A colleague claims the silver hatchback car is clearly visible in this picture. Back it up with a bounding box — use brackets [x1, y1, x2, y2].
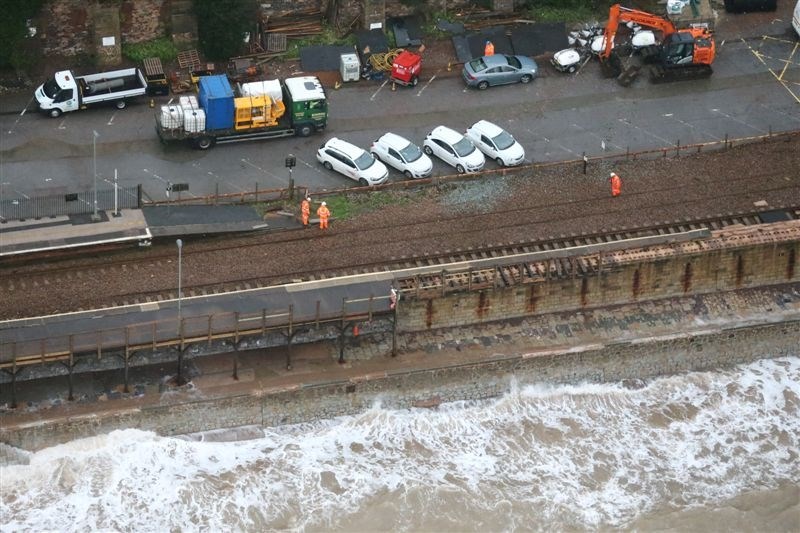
[462, 54, 539, 90]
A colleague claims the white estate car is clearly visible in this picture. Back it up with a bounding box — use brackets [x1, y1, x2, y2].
[316, 137, 389, 186]
[422, 125, 485, 174]
[370, 132, 433, 179]
[465, 120, 525, 167]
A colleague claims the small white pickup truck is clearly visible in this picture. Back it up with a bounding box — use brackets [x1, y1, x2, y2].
[35, 68, 148, 117]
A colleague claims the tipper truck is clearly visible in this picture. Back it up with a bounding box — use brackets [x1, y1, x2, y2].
[35, 68, 148, 117]
[155, 75, 328, 149]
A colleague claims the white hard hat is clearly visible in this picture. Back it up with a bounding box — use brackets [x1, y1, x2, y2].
[610, 172, 615, 177]
[306, 196, 310, 201]
[322, 201, 326, 206]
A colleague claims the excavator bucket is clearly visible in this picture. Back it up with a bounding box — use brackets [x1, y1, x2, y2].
[617, 65, 641, 87]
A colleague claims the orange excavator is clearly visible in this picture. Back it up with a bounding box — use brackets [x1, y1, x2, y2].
[599, 4, 716, 86]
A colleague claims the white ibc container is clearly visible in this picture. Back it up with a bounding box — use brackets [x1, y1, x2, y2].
[183, 108, 206, 133]
[160, 105, 183, 129]
[240, 80, 282, 102]
[179, 95, 198, 111]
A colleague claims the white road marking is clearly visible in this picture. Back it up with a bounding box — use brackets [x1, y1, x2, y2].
[757, 102, 800, 124]
[617, 117, 675, 145]
[661, 113, 722, 141]
[6, 98, 35, 134]
[570, 123, 623, 151]
[142, 168, 171, 184]
[58, 119, 67, 130]
[541, 135, 579, 156]
[370, 79, 388, 101]
[710, 108, 767, 134]
[416, 70, 440, 96]
[107, 112, 117, 125]
[240, 158, 285, 180]
[295, 156, 324, 174]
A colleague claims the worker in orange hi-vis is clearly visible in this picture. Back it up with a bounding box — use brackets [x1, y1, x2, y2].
[301, 196, 311, 226]
[610, 172, 622, 197]
[317, 201, 331, 230]
[484, 40, 495, 56]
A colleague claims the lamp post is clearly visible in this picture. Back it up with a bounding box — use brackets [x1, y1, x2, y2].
[91, 130, 100, 222]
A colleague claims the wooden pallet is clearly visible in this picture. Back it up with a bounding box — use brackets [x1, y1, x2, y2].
[177, 49, 201, 70]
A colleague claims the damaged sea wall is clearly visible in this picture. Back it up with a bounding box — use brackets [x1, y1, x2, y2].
[398, 228, 800, 332]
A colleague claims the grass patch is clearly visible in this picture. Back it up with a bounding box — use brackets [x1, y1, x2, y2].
[122, 38, 179, 63]
[315, 191, 417, 220]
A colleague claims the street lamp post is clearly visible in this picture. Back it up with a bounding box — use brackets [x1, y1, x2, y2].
[91, 130, 100, 222]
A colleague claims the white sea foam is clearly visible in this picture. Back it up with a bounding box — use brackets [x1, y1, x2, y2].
[1, 357, 798, 532]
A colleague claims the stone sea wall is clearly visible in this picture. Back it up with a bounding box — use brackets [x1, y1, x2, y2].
[3, 316, 798, 452]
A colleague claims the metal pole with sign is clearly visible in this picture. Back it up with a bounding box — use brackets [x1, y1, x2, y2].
[285, 154, 296, 200]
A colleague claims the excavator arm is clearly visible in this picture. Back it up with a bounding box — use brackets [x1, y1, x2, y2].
[601, 4, 678, 60]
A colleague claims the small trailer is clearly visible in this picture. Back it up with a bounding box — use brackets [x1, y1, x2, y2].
[35, 68, 148, 117]
[390, 50, 422, 87]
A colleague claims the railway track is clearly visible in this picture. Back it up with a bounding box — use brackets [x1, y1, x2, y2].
[5, 205, 796, 319]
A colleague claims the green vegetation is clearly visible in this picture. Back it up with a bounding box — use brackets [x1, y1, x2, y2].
[122, 38, 179, 63]
[521, 0, 603, 23]
[284, 27, 357, 60]
[194, 0, 258, 60]
[309, 191, 415, 221]
[0, 0, 45, 70]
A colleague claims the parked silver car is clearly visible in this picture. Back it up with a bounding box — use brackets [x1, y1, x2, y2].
[462, 54, 539, 90]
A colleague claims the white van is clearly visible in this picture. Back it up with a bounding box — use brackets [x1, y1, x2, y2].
[793, 0, 800, 38]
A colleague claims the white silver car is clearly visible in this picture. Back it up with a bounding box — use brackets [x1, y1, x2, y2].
[465, 120, 525, 167]
[370, 132, 433, 179]
[316, 137, 389, 186]
[422, 126, 485, 174]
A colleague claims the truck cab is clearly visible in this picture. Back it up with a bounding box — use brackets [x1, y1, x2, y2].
[36, 71, 80, 116]
[284, 77, 328, 137]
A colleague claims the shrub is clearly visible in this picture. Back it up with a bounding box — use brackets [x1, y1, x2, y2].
[122, 38, 179, 62]
[194, 0, 258, 60]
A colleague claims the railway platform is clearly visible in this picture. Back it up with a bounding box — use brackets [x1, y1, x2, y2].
[0, 204, 299, 258]
[0, 208, 151, 258]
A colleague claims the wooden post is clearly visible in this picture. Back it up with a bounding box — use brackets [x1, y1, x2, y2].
[124, 327, 131, 393]
[67, 351, 75, 402]
[286, 304, 294, 370]
[391, 293, 399, 357]
[338, 298, 347, 364]
[9, 350, 18, 409]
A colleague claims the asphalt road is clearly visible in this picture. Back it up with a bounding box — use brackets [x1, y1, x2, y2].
[1, 26, 798, 203]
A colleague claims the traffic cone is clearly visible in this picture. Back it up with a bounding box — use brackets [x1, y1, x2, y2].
[447, 62, 452, 72]
[353, 324, 360, 337]
[149, 99, 154, 108]
[392, 82, 396, 91]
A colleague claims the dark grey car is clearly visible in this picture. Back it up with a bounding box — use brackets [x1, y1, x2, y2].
[461, 54, 539, 90]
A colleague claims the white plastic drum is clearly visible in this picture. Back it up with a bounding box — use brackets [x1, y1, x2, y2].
[160, 105, 183, 129]
[183, 109, 206, 133]
[240, 80, 282, 102]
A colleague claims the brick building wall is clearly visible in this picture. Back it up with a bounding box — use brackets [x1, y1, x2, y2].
[39, 0, 167, 58]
